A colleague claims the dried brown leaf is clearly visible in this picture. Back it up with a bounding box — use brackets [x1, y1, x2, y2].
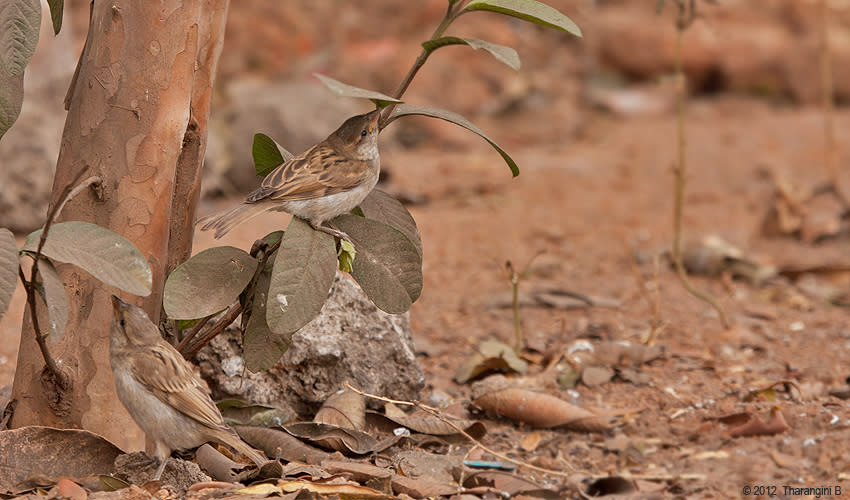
[283, 422, 378, 454]
[728, 408, 790, 437]
[0, 426, 122, 495]
[314, 388, 366, 431]
[472, 387, 610, 431]
[235, 425, 330, 465]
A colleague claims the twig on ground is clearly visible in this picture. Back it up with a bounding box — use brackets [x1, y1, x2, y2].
[344, 382, 588, 479]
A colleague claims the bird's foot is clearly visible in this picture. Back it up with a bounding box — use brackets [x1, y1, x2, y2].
[311, 222, 353, 245]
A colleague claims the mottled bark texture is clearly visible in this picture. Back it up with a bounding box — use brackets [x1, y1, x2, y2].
[10, 0, 229, 452]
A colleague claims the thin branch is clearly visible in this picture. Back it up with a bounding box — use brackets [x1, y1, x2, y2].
[178, 238, 281, 359]
[344, 382, 588, 479]
[380, 1, 469, 127]
[18, 267, 66, 389]
[21, 168, 101, 391]
[818, 0, 847, 207]
[668, 7, 729, 329]
[175, 315, 211, 353]
[180, 300, 243, 359]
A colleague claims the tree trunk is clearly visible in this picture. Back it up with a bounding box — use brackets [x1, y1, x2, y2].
[9, 0, 229, 452]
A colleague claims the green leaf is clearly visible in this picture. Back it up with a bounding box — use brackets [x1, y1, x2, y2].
[36, 259, 67, 342]
[422, 37, 520, 70]
[23, 222, 152, 296]
[47, 0, 63, 35]
[331, 215, 422, 314]
[314, 73, 403, 109]
[243, 250, 291, 372]
[253, 133, 294, 177]
[0, 228, 18, 320]
[357, 189, 422, 257]
[0, 0, 40, 140]
[337, 240, 355, 273]
[387, 104, 519, 177]
[464, 0, 582, 37]
[163, 246, 258, 319]
[266, 217, 337, 335]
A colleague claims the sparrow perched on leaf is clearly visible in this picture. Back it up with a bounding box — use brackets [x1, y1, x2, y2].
[109, 296, 265, 480]
[198, 109, 381, 241]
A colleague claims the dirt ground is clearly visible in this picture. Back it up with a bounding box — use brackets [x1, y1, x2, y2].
[3, 0, 850, 498]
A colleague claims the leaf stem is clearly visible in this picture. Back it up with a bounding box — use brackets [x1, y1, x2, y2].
[381, 1, 468, 126]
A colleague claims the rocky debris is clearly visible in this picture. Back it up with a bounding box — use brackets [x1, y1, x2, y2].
[197, 272, 424, 417]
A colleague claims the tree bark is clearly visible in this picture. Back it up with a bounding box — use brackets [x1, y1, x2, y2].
[9, 0, 229, 452]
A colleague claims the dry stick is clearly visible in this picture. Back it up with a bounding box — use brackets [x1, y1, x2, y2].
[625, 243, 665, 345]
[818, 0, 847, 207]
[343, 382, 586, 479]
[669, 4, 729, 330]
[19, 169, 103, 390]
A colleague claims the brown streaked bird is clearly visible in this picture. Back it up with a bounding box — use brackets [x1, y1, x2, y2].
[109, 296, 265, 481]
[197, 109, 381, 240]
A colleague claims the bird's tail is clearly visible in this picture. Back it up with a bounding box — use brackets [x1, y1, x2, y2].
[220, 429, 268, 467]
[196, 202, 274, 239]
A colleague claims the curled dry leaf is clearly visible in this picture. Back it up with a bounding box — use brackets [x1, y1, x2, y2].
[314, 388, 366, 431]
[380, 402, 486, 438]
[464, 470, 561, 499]
[727, 408, 790, 437]
[472, 387, 611, 431]
[0, 426, 122, 496]
[235, 425, 330, 465]
[238, 480, 390, 499]
[283, 422, 379, 455]
[195, 443, 257, 483]
[455, 340, 528, 384]
[681, 235, 776, 285]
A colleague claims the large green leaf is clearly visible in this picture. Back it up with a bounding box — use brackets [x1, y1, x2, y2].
[464, 0, 582, 37]
[357, 189, 422, 257]
[243, 250, 291, 372]
[253, 133, 294, 177]
[0, 0, 40, 140]
[387, 104, 519, 177]
[0, 228, 18, 320]
[314, 73, 402, 109]
[23, 222, 152, 296]
[422, 37, 520, 71]
[163, 246, 258, 319]
[266, 217, 336, 335]
[332, 215, 422, 314]
[36, 259, 67, 342]
[46, 0, 63, 35]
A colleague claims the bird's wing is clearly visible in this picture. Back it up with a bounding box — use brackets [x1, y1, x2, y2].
[245, 142, 371, 203]
[130, 343, 228, 431]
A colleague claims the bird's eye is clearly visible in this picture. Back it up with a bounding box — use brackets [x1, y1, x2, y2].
[119, 319, 126, 328]
[361, 129, 368, 137]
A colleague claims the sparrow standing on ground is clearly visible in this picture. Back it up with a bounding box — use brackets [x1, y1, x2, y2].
[109, 296, 266, 480]
[198, 109, 381, 241]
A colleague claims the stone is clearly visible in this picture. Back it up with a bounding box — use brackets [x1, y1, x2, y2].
[197, 272, 424, 416]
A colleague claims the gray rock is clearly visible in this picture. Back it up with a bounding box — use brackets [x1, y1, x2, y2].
[197, 272, 424, 416]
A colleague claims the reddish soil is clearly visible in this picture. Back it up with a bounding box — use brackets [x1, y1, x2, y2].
[3, 1, 850, 497]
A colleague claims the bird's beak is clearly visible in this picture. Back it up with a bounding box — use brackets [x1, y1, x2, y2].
[368, 109, 380, 132]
